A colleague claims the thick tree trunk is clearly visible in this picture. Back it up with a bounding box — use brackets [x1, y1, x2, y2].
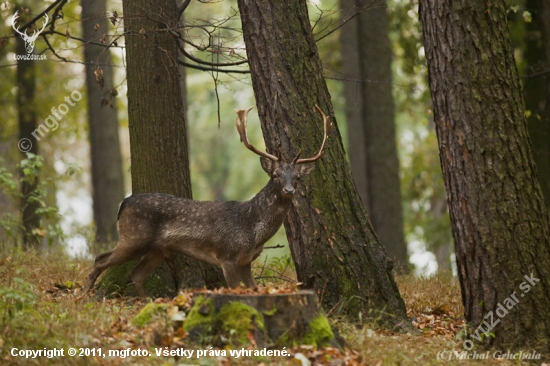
[81, 0, 125, 250]
[15, 8, 40, 249]
[97, 0, 225, 296]
[237, 0, 410, 327]
[419, 0, 550, 354]
[524, 0, 550, 210]
[340, 0, 408, 271]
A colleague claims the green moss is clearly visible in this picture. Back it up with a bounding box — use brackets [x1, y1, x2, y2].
[183, 296, 215, 334]
[262, 306, 277, 316]
[131, 302, 167, 327]
[301, 314, 335, 347]
[218, 301, 265, 345]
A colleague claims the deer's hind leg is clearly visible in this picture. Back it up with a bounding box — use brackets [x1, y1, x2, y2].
[83, 249, 114, 293]
[128, 249, 164, 298]
[83, 241, 147, 294]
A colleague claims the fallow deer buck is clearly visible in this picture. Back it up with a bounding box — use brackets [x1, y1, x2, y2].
[83, 106, 331, 297]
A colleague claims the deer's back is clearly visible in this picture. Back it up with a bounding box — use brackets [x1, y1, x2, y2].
[117, 193, 256, 264]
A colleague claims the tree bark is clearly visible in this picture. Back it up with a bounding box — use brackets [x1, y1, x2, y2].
[340, 0, 408, 271]
[419, 0, 550, 354]
[81, 0, 125, 250]
[523, 0, 550, 210]
[97, 0, 225, 296]
[237, 0, 410, 327]
[15, 7, 40, 249]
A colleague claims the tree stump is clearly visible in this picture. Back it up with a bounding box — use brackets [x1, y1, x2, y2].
[183, 290, 337, 348]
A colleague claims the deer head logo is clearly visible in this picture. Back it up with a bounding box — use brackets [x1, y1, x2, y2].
[12, 11, 48, 54]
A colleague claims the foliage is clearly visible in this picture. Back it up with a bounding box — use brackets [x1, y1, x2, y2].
[254, 254, 296, 286]
[0, 276, 37, 317]
[0, 154, 64, 250]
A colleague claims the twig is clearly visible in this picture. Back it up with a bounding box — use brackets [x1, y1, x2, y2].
[177, 41, 248, 67]
[264, 244, 285, 249]
[252, 266, 297, 283]
[17, 0, 65, 32]
[314, 0, 377, 42]
[255, 275, 297, 284]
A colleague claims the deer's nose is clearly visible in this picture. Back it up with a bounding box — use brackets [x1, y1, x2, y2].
[283, 186, 295, 195]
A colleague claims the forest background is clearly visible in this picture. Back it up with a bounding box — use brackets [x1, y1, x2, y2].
[0, 0, 465, 272]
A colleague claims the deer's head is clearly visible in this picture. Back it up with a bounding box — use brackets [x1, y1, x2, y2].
[12, 11, 48, 54]
[234, 105, 331, 198]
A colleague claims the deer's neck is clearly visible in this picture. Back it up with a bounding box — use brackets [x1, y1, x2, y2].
[245, 179, 292, 244]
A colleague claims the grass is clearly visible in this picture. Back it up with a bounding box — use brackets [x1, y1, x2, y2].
[0, 248, 534, 365]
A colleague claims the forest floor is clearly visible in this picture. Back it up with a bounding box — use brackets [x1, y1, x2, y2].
[0, 248, 534, 365]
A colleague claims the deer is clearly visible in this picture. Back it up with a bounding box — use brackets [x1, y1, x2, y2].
[83, 105, 331, 297]
[12, 11, 48, 54]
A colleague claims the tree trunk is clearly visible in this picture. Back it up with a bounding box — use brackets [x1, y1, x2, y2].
[523, 0, 550, 210]
[340, 0, 408, 271]
[15, 7, 40, 249]
[237, 0, 410, 328]
[419, 0, 550, 354]
[81, 0, 125, 250]
[97, 0, 225, 296]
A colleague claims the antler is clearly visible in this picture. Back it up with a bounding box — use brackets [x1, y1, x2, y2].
[234, 107, 279, 161]
[12, 11, 25, 37]
[33, 13, 49, 40]
[12, 11, 48, 39]
[294, 105, 332, 164]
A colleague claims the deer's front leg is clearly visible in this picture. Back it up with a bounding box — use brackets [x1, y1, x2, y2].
[221, 262, 240, 288]
[237, 263, 256, 288]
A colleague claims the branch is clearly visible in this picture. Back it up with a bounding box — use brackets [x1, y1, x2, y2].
[177, 41, 247, 67]
[18, 0, 65, 32]
[42, 30, 125, 49]
[314, 0, 376, 42]
[49, 0, 68, 32]
[521, 69, 550, 78]
[177, 0, 192, 18]
[178, 59, 249, 74]
[42, 33, 68, 62]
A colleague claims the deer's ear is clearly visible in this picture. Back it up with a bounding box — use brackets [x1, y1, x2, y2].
[260, 157, 274, 174]
[299, 163, 316, 176]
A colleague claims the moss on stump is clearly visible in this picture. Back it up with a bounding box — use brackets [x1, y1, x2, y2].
[132, 302, 168, 327]
[184, 290, 336, 348]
